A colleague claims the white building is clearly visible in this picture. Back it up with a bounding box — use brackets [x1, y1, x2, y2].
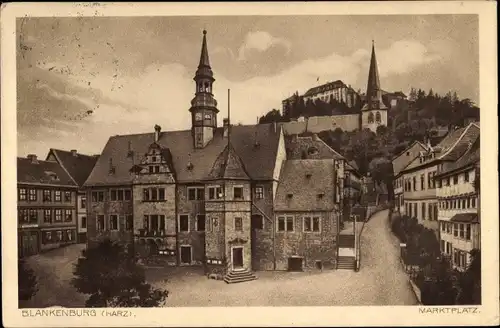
[435, 136, 480, 272]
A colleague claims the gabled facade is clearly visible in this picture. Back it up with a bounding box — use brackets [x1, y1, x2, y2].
[399, 122, 480, 235]
[17, 154, 79, 257]
[392, 141, 429, 213]
[435, 136, 480, 272]
[273, 159, 340, 271]
[45, 148, 99, 243]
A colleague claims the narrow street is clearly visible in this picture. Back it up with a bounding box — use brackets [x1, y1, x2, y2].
[356, 209, 418, 305]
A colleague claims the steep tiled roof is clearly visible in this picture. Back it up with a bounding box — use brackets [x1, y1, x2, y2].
[303, 80, 346, 97]
[84, 123, 281, 186]
[436, 137, 480, 177]
[208, 144, 251, 180]
[435, 123, 479, 162]
[401, 122, 480, 173]
[18, 157, 77, 187]
[47, 149, 99, 187]
[285, 135, 344, 160]
[274, 159, 335, 211]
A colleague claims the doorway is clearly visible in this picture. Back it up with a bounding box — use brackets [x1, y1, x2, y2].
[232, 247, 244, 270]
[288, 257, 303, 271]
[180, 246, 192, 264]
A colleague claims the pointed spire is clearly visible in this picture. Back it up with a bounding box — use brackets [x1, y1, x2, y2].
[199, 30, 211, 68]
[364, 40, 386, 110]
[194, 29, 214, 80]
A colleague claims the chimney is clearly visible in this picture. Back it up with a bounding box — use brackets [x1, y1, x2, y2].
[154, 125, 161, 142]
[223, 118, 229, 138]
[109, 158, 115, 174]
[71, 149, 77, 157]
[27, 154, 38, 164]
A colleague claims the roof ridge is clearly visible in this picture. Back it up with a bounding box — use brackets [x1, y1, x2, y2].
[50, 148, 98, 158]
[391, 140, 426, 161]
[438, 123, 477, 160]
[49, 149, 79, 186]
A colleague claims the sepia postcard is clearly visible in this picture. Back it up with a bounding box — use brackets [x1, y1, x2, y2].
[1, 1, 498, 327]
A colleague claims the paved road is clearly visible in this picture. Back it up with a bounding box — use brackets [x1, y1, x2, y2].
[151, 209, 418, 306]
[356, 209, 418, 305]
[20, 210, 417, 307]
[20, 244, 87, 308]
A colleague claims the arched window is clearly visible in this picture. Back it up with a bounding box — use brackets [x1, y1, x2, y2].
[204, 82, 209, 92]
[375, 111, 382, 123]
[368, 112, 374, 123]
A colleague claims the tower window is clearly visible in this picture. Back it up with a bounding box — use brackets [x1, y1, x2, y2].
[375, 111, 381, 123]
[368, 112, 374, 123]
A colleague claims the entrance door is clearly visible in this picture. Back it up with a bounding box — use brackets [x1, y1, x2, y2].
[232, 247, 244, 270]
[180, 246, 191, 264]
[288, 257, 303, 271]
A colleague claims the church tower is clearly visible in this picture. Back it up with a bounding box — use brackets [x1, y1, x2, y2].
[361, 41, 388, 133]
[190, 30, 219, 148]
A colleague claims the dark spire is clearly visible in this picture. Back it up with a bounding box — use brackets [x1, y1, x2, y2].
[195, 29, 214, 79]
[364, 40, 386, 110]
[199, 30, 210, 68]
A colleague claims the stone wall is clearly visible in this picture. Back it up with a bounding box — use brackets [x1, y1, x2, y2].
[251, 182, 275, 271]
[274, 211, 338, 271]
[86, 187, 134, 248]
[177, 184, 206, 265]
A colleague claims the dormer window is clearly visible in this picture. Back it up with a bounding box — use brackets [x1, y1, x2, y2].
[187, 162, 194, 171]
[307, 146, 319, 155]
[44, 171, 59, 181]
[317, 193, 324, 199]
[305, 173, 312, 179]
[287, 193, 293, 199]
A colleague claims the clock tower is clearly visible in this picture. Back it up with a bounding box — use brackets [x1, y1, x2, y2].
[190, 30, 219, 149]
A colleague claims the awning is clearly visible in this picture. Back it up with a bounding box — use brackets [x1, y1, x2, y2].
[450, 213, 479, 223]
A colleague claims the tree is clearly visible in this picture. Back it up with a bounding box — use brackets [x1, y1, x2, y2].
[18, 259, 38, 303]
[72, 239, 168, 307]
[258, 109, 285, 124]
[457, 249, 481, 304]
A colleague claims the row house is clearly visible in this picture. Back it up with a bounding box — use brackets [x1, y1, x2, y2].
[392, 141, 429, 213]
[83, 30, 345, 282]
[397, 122, 480, 235]
[45, 148, 99, 243]
[436, 137, 480, 272]
[17, 155, 78, 257]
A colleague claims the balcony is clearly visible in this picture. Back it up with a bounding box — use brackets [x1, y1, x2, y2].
[137, 228, 169, 238]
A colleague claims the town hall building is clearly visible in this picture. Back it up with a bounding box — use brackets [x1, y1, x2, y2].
[84, 30, 355, 282]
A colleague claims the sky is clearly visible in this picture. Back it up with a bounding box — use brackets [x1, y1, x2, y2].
[16, 15, 479, 158]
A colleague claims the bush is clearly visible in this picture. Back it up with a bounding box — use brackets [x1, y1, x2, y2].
[72, 239, 169, 307]
[18, 259, 38, 303]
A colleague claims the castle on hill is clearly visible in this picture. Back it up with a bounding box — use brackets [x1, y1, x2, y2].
[281, 42, 408, 135]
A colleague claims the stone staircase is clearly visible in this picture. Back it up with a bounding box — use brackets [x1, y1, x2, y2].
[337, 256, 356, 270]
[224, 269, 258, 284]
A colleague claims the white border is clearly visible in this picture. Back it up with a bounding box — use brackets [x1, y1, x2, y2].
[1, 1, 498, 327]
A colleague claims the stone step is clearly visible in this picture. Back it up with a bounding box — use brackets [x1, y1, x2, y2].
[224, 270, 258, 284]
